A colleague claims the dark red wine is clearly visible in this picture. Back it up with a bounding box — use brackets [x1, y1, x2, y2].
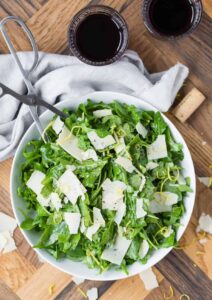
[76, 14, 122, 62]
[149, 0, 194, 36]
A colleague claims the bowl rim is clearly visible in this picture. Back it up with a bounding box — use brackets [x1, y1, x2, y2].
[10, 91, 196, 280]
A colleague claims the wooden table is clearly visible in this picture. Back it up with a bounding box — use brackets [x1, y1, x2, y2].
[0, 1, 211, 299]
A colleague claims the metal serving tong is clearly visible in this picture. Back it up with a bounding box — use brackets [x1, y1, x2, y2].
[0, 16, 67, 140]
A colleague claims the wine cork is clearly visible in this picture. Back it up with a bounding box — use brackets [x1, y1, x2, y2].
[173, 88, 206, 123]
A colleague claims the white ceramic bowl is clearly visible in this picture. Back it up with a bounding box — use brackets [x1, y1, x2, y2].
[10, 91, 196, 280]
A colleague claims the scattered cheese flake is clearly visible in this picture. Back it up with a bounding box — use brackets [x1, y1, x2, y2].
[147, 135, 168, 160]
[115, 137, 126, 154]
[139, 239, 149, 259]
[0, 231, 16, 253]
[101, 234, 132, 265]
[149, 201, 172, 214]
[87, 131, 115, 150]
[136, 122, 148, 138]
[114, 202, 126, 225]
[0, 232, 8, 250]
[52, 116, 64, 134]
[93, 207, 105, 227]
[93, 109, 112, 118]
[37, 194, 51, 207]
[102, 179, 126, 210]
[26, 170, 45, 195]
[198, 177, 212, 188]
[199, 238, 208, 245]
[139, 268, 159, 290]
[49, 193, 62, 211]
[136, 199, 147, 218]
[58, 169, 86, 204]
[72, 276, 85, 285]
[139, 175, 146, 191]
[178, 174, 186, 185]
[87, 287, 98, 300]
[146, 161, 158, 170]
[82, 149, 98, 161]
[154, 192, 178, 206]
[163, 225, 174, 238]
[196, 213, 212, 234]
[86, 223, 100, 241]
[0, 212, 17, 234]
[201, 141, 207, 146]
[64, 212, 81, 234]
[80, 217, 86, 233]
[115, 156, 135, 173]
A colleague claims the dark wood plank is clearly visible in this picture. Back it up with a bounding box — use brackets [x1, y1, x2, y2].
[157, 250, 212, 300]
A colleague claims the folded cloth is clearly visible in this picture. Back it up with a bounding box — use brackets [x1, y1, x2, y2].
[0, 50, 188, 161]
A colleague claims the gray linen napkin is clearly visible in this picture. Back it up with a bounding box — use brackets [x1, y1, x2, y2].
[0, 50, 188, 161]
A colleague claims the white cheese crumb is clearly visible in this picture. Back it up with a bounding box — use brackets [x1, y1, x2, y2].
[196, 213, 212, 234]
[64, 212, 81, 234]
[136, 122, 148, 138]
[86, 223, 100, 241]
[93, 109, 112, 118]
[199, 238, 208, 245]
[147, 135, 168, 160]
[0, 212, 17, 234]
[115, 156, 135, 173]
[80, 217, 86, 233]
[154, 192, 178, 206]
[102, 178, 126, 210]
[57, 169, 86, 204]
[85, 207, 105, 241]
[52, 116, 64, 134]
[149, 201, 172, 214]
[72, 276, 85, 285]
[0, 231, 16, 253]
[136, 199, 147, 219]
[87, 131, 115, 150]
[26, 170, 45, 195]
[139, 268, 159, 290]
[114, 202, 126, 225]
[115, 137, 126, 154]
[139, 240, 149, 259]
[87, 287, 98, 300]
[82, 149, 98, 161]
[101, 234, 132, 265]
[49, 193, 62, 211]
[198, 177, 211, 188]
[146, 161, 158, 170]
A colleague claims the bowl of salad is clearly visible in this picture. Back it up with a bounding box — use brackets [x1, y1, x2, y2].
[10, 91, 195, 280]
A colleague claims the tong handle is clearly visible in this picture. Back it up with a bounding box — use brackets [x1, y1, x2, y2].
[0, 82, 34, 105]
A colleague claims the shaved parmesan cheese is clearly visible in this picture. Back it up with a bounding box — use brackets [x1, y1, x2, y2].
[93, 207, 105, 227]
[102, 179, 126, 210]
[139, 240, 149, 259]
[87, 287, 98, 300]
[86, 223, 100, 241]
[115, 137, 126, 154]
[80, 217, 86, 233]
[0, 212, 17, 234]
[52, 116, 64, 134]
[139, 175, 146, 192]
[114, 202, 126, 225]
[101, 234, 132, 265]
[115, 156, 135, 173]
[136, 122, 148, 138]
[136, 199, 147, 218]
[37, 194, 51, 207]
[198, 177, 212, 188]
[72, 276, 85, 285]
[58, 169, 86, 204]
[87, 131, 115, 150]
[26, 170, 45, 195]
[139, 268, 159, 290]
[147, 135, 167, 160]
[146, 161, 158, 170]
[196, 213, 212, 234]
[154, 192, 178, 206]
[163, 225, 174, 238]
[0, 231, 16, 253]
[50, 193, 62, 211]
[93, 109, 112, 118]
[82, 149, 98, 161]
[178, 174, 186, 185]
[64, 212, 81, 234]
[149, 201, 172, 214]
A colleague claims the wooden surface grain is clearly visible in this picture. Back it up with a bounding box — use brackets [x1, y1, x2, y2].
[0, 0, 211, 299]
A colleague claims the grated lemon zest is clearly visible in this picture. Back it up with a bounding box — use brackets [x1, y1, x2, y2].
[196, 251, 204, 256]
[179, 294, 190, 300]
[163, 285, 174, 299]
[77, 287, 87, 298]
[208, 177, 212, 187]
[175, 231, 207, 250]
[48, 283, 55, 295]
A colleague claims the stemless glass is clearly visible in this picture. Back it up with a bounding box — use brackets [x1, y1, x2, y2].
[68, 5, 128, 66]
[142, 0, 203, 39]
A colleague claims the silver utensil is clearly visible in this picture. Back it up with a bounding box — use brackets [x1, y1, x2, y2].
[0, 16, 67, 141]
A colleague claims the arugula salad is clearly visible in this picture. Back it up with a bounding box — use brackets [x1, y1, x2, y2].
[18, 100, 192, 273]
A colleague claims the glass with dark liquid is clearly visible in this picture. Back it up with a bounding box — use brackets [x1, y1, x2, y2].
[68, 5, 128, 66]
[142, 0, 203, 39]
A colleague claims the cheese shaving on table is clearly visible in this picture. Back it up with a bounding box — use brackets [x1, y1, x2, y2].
[57, 126, 98, 162]
[101, 232, 132, 265]
[0, 212, 17, 254]
[101, 178, 126, 210]
[0, 212, 17, 234]
[72, 276, 85, 285]
[139, 239, 149, 259]
[93, 109, 112, 118]
[136, 122, 148, 138]
[57, 169, 86, 204]
[139, 268, 159, 290]
[199, 238, 208, 245]
[198, 177, 212, 188]
[64, 212, 81, 234]
[87, 131, 115, 150]
[115, 156, 135, 173]
[52, 116, 64, 134]
[196, 213, 212, 234]
[86, 287, 98, 300]
[147, 135, 168, 160]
